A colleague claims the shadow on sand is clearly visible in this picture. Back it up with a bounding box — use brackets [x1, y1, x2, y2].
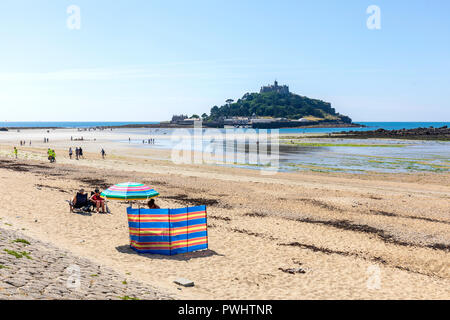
[115, 244, 223, 261]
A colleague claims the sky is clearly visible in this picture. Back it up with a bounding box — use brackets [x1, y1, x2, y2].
[0, 0, 449, 122]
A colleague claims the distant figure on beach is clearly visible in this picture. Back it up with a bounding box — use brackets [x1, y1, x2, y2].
[79, 147, 84, 159]
[147, 199, 160, 209]
[75, 147, 79, 160]
[129, 137, 131, 143]
[14, 147, 18, 159]
[29, 141, 31, 146]
[69, 147, 73, 159]
[101, 148, 106, 159]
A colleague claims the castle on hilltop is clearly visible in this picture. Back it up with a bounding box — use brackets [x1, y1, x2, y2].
[260, 80, 289, 94]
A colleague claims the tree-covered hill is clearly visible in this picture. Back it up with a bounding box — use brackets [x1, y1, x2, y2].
[206, 91, 352, 124]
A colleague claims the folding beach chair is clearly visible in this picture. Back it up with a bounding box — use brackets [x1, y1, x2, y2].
[67, 192, 94, 214]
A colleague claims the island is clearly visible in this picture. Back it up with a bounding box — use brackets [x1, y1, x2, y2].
[169, 81, 361, 129]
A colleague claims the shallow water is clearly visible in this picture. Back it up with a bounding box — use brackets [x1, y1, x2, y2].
[1, 126, 449, 174]
[118, 129, 450, 174]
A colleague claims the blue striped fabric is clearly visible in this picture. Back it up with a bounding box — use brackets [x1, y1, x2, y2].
[127, 205, 208, 255]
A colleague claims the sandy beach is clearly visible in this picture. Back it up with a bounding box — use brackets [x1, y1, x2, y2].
[0, 134, 449, 300]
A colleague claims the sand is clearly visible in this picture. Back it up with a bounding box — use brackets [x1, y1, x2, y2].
[0, 137, 449, 300]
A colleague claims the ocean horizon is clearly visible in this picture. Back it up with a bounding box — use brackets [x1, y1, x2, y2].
[0, 121, 448, 133]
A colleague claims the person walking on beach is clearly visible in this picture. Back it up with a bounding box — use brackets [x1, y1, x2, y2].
[79, 147, 84, 159]
[13, 147, 18, 159]
[75, 147, 79, 160]
[69, 147, 73, 159]
[101, 148, 106, 159]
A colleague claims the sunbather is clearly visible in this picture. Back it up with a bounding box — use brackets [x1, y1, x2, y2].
[148, 199, 160, 209]
[91, 189, 106, 213]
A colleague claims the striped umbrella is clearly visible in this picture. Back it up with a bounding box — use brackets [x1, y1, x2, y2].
[101, 182, 159, 201]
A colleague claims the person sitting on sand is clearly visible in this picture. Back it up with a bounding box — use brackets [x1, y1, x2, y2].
[90, 189, 106, 213]
[148, 199, 160, 209]
[70, 189, 91, 212]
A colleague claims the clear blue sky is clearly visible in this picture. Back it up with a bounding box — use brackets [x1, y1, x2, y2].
[0, 0, 449, 122]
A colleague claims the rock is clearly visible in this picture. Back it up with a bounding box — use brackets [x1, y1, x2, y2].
[278, 267, 306, 274]
[174, 278, 194, 287]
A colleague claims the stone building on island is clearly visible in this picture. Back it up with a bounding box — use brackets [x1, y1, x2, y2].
[260, 80, 289, 94]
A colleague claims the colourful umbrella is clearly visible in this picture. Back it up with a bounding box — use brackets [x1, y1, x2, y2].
[101, 182, 159, 201]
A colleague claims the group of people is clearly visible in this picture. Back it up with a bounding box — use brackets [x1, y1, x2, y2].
[70, 188, 160, 214]
[70, 188, 107, 213]
[43, 138, 49, 143]
[143, 138, 156, 144]
[68, 147, 84, 160]
[128, 138, 156, 144]
[19, 140, 30, 146]
[47, 148, 56, 163]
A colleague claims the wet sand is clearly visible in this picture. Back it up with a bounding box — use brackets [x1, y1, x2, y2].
[0, 142, 449, 299]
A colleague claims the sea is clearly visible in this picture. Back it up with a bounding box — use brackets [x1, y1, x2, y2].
[0, 121, 448, 133]
[0, 122, 159, 128]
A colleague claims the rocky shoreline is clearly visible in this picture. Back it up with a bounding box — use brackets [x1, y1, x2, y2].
[0, 227, 172, 300]
[321, 126, 450, 141]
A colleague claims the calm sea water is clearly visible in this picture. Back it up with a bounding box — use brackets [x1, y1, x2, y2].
[0, 122, 159, 128]
[0, 121, 448, 132]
